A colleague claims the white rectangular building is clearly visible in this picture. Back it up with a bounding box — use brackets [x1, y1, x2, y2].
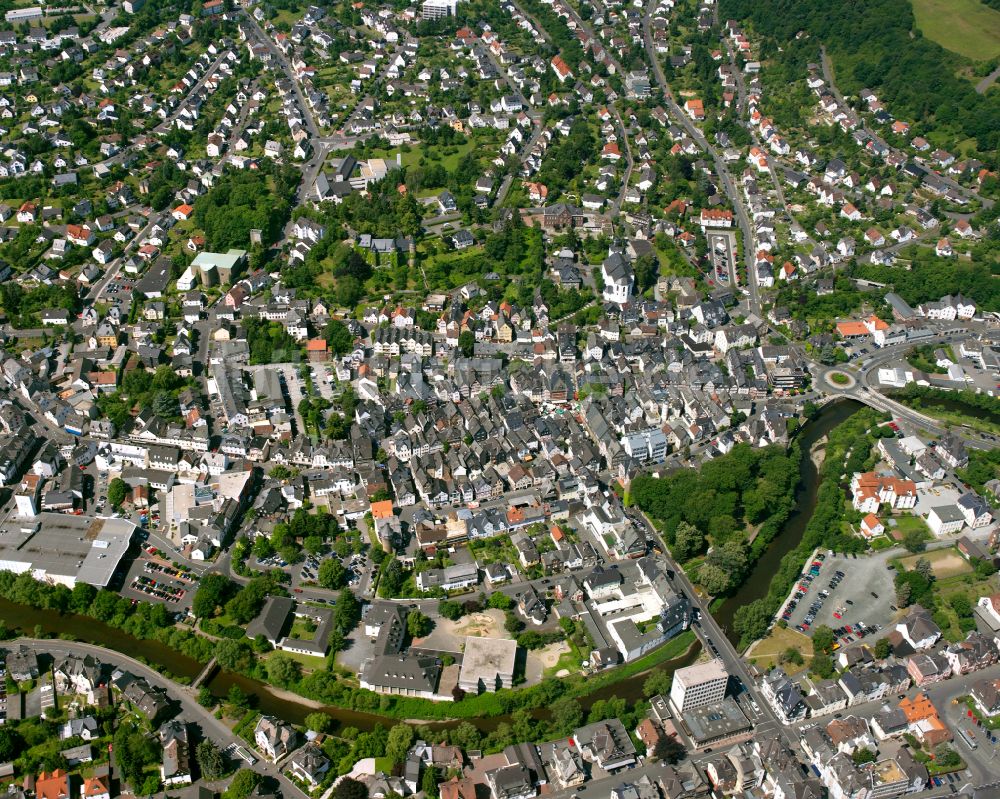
[669, 658, 729, 712]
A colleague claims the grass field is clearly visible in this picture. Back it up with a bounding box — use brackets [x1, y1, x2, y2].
[899, 546, 973, 578]
[912, 0, 1000, 60]
[745, 626, 813, 674]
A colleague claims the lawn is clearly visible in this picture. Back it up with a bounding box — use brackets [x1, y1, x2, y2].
[264, 649, 326, 673]
[911, 0, 1000, 60]
[899, 546, 973, 579]
[745, 625, 814, 675]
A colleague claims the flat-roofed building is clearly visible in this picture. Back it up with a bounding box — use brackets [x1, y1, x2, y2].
[670, 658, 729, 713]
[681, 696, 752, 749]
[0, 514, 134, 588]
[458, 636, 517, 694]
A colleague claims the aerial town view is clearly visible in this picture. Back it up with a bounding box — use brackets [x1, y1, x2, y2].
[1, 0, 1000, 797]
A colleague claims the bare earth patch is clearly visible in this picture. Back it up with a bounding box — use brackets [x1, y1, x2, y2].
[899, 547, 972, 579]
[535, 640, 571, 669]
[453, 610, 505, 639]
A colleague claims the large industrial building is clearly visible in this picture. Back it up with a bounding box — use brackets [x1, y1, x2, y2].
[0, 513, 135, 588]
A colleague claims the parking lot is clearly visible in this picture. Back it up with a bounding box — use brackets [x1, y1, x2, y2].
[706, 231, 736, 287]
[121, 555, 196, 611]
[780, 551, 898, 645]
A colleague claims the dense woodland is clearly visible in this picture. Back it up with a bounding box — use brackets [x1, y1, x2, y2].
[720, 0, 1000, 158]
[631, 443, 800, 595]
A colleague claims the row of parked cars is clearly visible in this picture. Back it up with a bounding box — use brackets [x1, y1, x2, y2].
[835, 621, 880, 645]
[783, 554, 829, 627]
[132, 574, 185, 603]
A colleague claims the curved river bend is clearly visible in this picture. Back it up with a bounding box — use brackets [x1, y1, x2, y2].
[1, 400, 863, 727]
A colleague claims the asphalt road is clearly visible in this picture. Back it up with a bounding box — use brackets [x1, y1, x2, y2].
[641, 0, 760, 317]
[17, 638, 309, 799]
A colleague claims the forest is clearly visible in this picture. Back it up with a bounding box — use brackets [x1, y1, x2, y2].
[631, 442, 800, 595]
[852, 252, 1000, 311]
[193, 162, 300, 252]
[720, 0, 1000, 155]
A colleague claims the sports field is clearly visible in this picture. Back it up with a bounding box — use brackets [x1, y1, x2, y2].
[912, 0, 1000, 61]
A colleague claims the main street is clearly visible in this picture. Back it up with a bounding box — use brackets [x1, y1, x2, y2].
[631, 506, 796, 749]
[641, 0, 761, 317]
[241, 10, 319, 140]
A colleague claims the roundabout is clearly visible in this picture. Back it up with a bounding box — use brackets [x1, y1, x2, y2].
[823, 369, 856, 390]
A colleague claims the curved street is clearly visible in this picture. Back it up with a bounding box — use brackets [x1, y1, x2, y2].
[15, 637, 308, 799]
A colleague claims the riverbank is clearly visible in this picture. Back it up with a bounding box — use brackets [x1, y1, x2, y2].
[723, 404, 888, 650]
[0, 591, 698, 733]
[714, 400, 866, 642]
[888, 386, 1000, 436]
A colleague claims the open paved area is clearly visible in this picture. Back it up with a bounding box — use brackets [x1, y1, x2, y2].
[911, 484, 965, 524]
[782, 551, 899, 642]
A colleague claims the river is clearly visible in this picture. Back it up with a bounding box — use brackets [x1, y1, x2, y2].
[0, 400, 863, 729]
[0, 601, 699, 733]
[888, 391, 1000, 427]
[713, 399, 864, 642]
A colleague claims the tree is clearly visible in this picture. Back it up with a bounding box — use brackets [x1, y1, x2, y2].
[113, 722, 162, 789]
[421, 766, 441, 799]
[901, 527, 927, 553]
[107, 477, 128, 508]
[458, 330, 475, 357]
[550, 696, 583, 733]
[489, 592, 512, 610]
[333, 778, 370, 799]
[895, 580, 913, 608]
[303, 536, 325, 556]
[385, 723, 414, 766]
[438, 600, 464, 621]
[226, 684, 251, 711]
[811, 625, 836, 655]
[195, 740, 227, 780]
[852, 748, 876, 765]
[643, 669, 673, 698]
[318, 558, 347, 590]
[914, 557, 934, 580]
[305, 712, 332, 733]
[697, 561, 732, 595]
[653, 736, 686, 763]
[69, 583, 97, 614]
[811, 653, 835, 679]
[0, 727, 24, 762]
[191, 573, 234, 618]
[874, 637, 892, 659]
[407, 610, 432, 639]
[934, 744, 961, 768]
[223, 770, 261, 799]
[197, 687, 215, 707]
[153, 390, 178, 418]
[380, 558, 405, 596]
[733, 599, 774, 646]
[780, 647, 804, 666]
[267, 653, 302, 687]
[672, 521, 703, 561]
[324, 319, 355, 356]
[504, 611, 523, 635]
[450, 721, 481, 752]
